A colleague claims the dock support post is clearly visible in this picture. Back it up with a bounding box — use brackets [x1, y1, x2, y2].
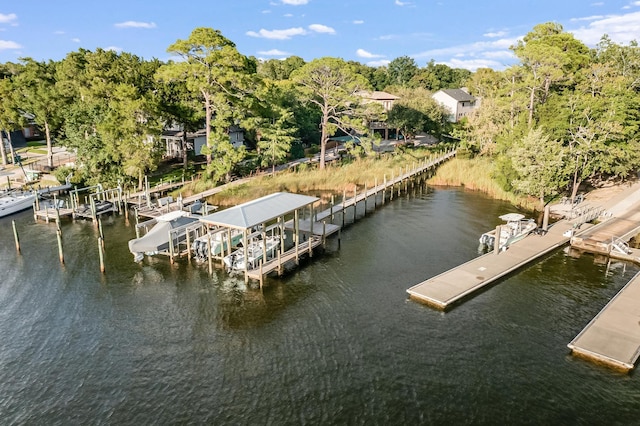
[207, 233, 213, 276]
[364, 183, 367, 216]
[322, 221, 326, 248]
[374, 177, 378, 209]
[186, 229, 192, 264]
[382, 175, 386, 205]
[259, 260, 264, 288]
[353, 187, 357, 223]
[330, 195, 335, 223]
[295, 209, 300, 265]
[56, 222, 64, 265]
[12, 220, 20, 253]
[342, 190, 346, 228]
[390, 171, 394, 201]
[98, 237, 105, 273]
[543, 205, 550, 232]
[494, 226, 502, 255]
[169, 230, 175, 264]
[98, 218, 104, 244]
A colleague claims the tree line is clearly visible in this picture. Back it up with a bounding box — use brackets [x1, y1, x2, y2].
[459, 22, 640, 206]
[4, 22, 633, 205]
[0, 27, 468, 189]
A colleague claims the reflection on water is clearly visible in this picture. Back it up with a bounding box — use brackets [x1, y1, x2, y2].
[1, 186, 639, 424]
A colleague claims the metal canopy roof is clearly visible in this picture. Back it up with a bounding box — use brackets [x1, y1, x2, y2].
[199, 192, 319, 230]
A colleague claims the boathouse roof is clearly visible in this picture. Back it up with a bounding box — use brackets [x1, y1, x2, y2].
[199, 192, 319, 229]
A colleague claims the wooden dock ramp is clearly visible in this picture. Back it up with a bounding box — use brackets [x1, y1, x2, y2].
[568, 272, 640, 371]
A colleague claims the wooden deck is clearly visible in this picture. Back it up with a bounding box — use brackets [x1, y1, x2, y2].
[568, 271, 640, 371]
[245, 237, 323, 280]
[407, 219, 583, 310]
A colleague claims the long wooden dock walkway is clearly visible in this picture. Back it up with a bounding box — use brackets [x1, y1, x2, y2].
[568, 271, 640, 371]
[407, 219, 583, 310]
[315, 150, 456, 223]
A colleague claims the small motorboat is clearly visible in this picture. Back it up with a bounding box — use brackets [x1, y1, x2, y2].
[479, 213, 537, 251]
[128, 210, 199, 262]
[192, 228, 243, 261]
[223, 236, 280, 271]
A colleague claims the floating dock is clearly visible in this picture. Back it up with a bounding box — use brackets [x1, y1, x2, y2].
[407, 219, 582, 310]
[568, 271, 640, 371]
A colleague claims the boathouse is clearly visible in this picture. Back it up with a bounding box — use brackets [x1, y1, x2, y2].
[199, 192, 329, 285]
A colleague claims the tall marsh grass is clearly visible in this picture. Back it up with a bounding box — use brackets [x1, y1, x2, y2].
[178, 149, 538, 210]
[428, 157, 539, 210]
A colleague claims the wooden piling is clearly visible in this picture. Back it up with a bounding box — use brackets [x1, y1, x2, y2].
[56, 224, 64, 265]
[364, 183, 367, 216]
[493, 226, 501, 255]
[207, 233, 213, 276]
[12, 220, 20, 253]
[98, 236, 105, 273]
[353, 187, 357, 223]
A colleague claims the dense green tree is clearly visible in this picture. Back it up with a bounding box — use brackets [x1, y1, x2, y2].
[58, 49, 162, 187]
[387, 87, 446, 141]
[15, 59, 65, 169]
[157, 27, 255, 181]
[291, 57, 373, 169]
[387, 56, 418, 87]
[511, 127, 568, 206]
[0, 63, 26, 166]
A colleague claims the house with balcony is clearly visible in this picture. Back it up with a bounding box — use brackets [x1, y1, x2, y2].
[161, 125, 245, 160]
[358, 90, 401, 140]
[432, 88, 478, 122]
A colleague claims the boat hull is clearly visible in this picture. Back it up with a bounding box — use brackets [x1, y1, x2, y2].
[0, 192, 37, 218]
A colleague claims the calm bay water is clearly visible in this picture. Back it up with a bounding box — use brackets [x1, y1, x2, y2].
[1, 186, 639, 425]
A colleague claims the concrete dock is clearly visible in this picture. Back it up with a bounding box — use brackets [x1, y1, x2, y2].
[568, 271, 640, 371]
[407, 219, 581, 310]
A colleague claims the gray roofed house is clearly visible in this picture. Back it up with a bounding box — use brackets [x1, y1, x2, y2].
[432, 88, 479, 122]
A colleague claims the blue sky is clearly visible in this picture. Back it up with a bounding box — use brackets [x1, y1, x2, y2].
[2, 1, 640, 70]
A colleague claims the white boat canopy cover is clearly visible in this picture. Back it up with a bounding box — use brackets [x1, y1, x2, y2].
[499, 213, 525, 222]
[199, 192, 319, 230]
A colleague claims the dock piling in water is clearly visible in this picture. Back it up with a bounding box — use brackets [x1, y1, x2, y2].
[12, 220, 20, 253]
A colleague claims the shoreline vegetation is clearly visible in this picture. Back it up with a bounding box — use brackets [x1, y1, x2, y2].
[178, 147, 540, 211]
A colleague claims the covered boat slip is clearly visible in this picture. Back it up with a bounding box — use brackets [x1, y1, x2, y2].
[568, 271, 640, 371]
[199, 192, 326, 284]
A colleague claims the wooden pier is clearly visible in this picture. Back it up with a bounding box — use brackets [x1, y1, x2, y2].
[407, 219, 582, 310]
[568, 271, 640, 371]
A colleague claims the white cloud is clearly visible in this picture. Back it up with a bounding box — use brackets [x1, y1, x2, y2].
[413, 37, 519, 60]
[284, 13, 293, 17]
[281, 0, 309, 4]
[0, 13, 17, 25]
[482, 50, 515, 59]
[441, 58, 506, 71]
[367, 59, 390, 67]
[377, 34, 397, 41]
[0, 40, 21, 50]
[114, 21, 156, 29]
[570, 15, 605, 22]
[591, 1, 604, 5]
[356, 48, 384, 58]
[353, 20, 364, 24]
[71, 38, 81, 43]
[569, 11, 640, 45]
[54, 30, 65, 35]
[258, 49, 290, 56]
[105, 46, 123, 53]
[308, 24, 335, 34]
[395, 0, 411, 6]
[246, 27, 307, 39]
[483, 31, 507, 38]
[262, 10, 272, 14]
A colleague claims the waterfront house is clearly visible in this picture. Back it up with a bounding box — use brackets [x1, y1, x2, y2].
[358, 90, 401, 140]
[432, 88, 478, 122]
